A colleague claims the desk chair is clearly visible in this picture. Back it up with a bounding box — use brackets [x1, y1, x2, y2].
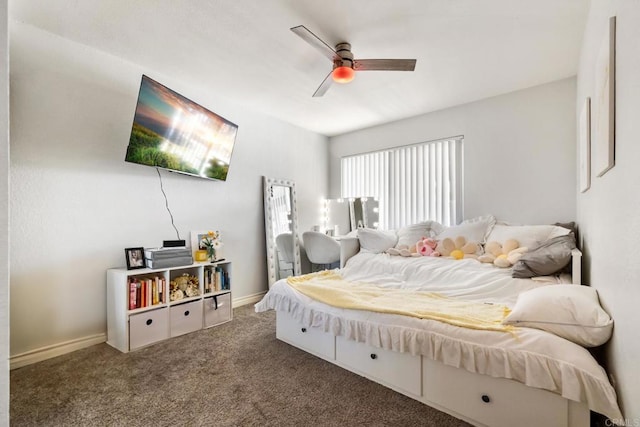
[302, 231, 340, 272]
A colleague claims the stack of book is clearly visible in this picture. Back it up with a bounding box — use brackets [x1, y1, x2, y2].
[129, 276, 165, 310]
[144, 247, 193, 269]
[204, 266, 231, 293]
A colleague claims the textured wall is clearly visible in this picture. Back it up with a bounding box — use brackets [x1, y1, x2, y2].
[9, 22, 328, 357]
[576, 1, 640, 420]
[329, 78, 577, 226]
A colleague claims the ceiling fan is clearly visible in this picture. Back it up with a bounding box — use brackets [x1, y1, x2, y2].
[291, 25, 417, 97]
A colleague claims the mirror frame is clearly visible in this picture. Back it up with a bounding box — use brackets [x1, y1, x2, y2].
[350, 197, 378, 230]
[263, 176, 301, 288]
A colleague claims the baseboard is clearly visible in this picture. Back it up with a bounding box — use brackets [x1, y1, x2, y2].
[10, 292, 267, 369]
[233, 291, 266, 308]
[10, 333, 107, 370]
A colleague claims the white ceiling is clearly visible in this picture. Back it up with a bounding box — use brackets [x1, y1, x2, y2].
[9, 0, 589, 136]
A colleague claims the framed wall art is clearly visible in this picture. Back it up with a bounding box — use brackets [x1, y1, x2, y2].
[579, 97, 591, 193]
[594, 16, 616, 177]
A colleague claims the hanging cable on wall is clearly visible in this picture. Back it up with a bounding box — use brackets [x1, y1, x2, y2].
[156, 168, 181, 240]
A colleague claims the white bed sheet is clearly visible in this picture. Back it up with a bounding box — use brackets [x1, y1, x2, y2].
[255, 252, 622, 420]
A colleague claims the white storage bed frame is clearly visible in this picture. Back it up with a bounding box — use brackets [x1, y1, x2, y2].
[276, 311, 588, 427]
[269, 238, 594, 427]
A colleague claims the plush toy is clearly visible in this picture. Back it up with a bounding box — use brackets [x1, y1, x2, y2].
[416, 237, 440, 257]
[386, 244, 420, 257]
[437, 236, 479, 260]
[478, 239, 528, 268]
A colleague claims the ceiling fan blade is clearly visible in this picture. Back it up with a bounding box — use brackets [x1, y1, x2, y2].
[312, 71, 334, 97]
[354, 59, 417, 71]
[291, 25, 337, 61]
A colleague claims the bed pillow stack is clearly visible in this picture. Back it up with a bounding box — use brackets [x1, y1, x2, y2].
[356, 219, 577, 278]
[483, 223, 576, 278]
[394, 220, 444, 248]
[358, 221, 446, 254]
[433, 215, 496, 254]
[485, 223, 570, 250]
[357, 228, 398, 253]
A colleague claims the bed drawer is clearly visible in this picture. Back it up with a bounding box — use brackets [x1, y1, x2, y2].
[276, 311, 335, 360]
[422, 358, 568, 427]
[129, 307, 169, 350]
[335, 336, 421, 397]
[170, 299, 203, 337]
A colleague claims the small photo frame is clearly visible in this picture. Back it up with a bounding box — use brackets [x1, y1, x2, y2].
[125, 247, 146, 270]
[190, 231, 210, 261]
[190, 231, 209, 251]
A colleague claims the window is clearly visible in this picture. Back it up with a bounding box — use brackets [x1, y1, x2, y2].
[341, 137, 463, 229]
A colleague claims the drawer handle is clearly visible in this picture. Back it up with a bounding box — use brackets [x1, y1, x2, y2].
[184, 310, 190, 316]
[481, 394, 491, 403]
[146, 319, 153, 326]
[370, 353, 377, 360]
[301, 327, 307, 333]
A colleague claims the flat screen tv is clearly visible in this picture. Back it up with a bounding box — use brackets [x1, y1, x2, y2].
[125, 75, 238, 181]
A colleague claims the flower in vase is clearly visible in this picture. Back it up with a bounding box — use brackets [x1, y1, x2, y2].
[201, 231, 223, 261]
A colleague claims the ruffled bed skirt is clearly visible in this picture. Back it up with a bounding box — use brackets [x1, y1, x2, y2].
[256, 290, 623, 421]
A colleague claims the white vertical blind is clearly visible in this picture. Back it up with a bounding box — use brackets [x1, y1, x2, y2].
[341, 137, 463, 229]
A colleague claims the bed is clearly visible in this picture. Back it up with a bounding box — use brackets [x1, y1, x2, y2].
[255, 219, 622, 427]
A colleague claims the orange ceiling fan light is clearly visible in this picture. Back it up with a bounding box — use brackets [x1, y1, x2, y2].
[332, 66, 355, 84]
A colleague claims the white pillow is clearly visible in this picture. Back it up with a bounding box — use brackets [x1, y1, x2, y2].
[487, 224, 570, 249]
[435, 215, 496, 245]
[395, 221, 443, 248]
[504, 285, 613, 347]
[357, 228, 398, 254]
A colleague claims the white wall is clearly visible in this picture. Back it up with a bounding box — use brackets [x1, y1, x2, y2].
[1, 1, 10, 423]
[576, 1, 640, 421]
[329, 78, 577, 225]
[9, 22, 328, 359]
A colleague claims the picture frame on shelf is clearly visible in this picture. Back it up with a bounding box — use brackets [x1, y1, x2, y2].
[125, 247, 146, 270]
[579, 97, 591, 193]
[594, 16, 616, 177]
[190, 230, 223, 262]
[190, 230, 208, 259]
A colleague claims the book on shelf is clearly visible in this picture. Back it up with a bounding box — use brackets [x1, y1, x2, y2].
[223, 270, 230, 290]
[152, 278, 157, 305]
[136, 281, 141, 308]
[204, 267, 213, 293]
[129, 281, 137, 310]
[141, 280, 146, 307]
[215, 269, 222, 291]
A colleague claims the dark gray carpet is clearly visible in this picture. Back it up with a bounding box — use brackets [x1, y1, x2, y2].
[11, 305, 470, 426]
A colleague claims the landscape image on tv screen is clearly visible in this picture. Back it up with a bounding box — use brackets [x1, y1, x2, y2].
[125, 75, 238, 181]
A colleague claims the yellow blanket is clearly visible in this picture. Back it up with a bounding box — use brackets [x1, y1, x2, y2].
[287, 271, 514, 333]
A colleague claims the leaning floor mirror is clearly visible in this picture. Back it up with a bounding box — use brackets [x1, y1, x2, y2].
[263, 176, 301, 288]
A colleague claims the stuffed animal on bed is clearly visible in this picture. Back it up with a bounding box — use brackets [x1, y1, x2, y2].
[386, 237, 440, 257]
[416, 237, 440, 257]
[386, 244, 420, 257]
[437, 236, 479, 260]
[478, 239, 528, 268]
